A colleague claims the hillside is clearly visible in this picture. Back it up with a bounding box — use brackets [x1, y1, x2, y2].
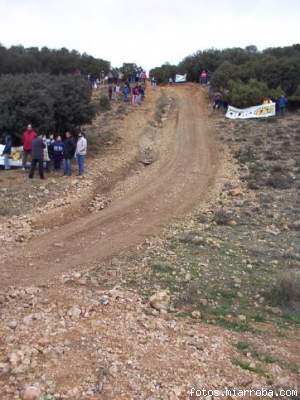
[0, 84, 299, 399]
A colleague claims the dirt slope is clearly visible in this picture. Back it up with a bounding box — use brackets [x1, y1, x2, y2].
[0, 84, 219, 288]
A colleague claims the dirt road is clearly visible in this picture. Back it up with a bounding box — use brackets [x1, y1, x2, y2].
[1, 84, 219, 288]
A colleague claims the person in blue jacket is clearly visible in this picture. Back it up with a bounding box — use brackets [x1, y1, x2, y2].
[52, 136, 65, 170]
[123, 85, 130, 102]
[278, 95, 288, 116]
[1, 133, 12, 170]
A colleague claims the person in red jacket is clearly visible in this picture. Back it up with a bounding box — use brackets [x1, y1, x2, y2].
[200, 70, 208, 84]
[22, 124, 37, 170]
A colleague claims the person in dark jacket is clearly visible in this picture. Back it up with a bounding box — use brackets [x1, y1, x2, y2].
[53, 136, 64, 170]
[108, 84, 113, 101]
[2, 133, 12, 170]
[63, 132, 76, 176]
[29, 135, 45, 179]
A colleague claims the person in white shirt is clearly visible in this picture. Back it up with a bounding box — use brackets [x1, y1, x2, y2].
[75, 132, 87, 176]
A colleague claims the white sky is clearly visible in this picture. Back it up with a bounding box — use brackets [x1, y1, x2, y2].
[0, 0, 299, 71]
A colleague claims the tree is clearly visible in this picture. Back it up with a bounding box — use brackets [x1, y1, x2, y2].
[225, 79, 282, 108]
[149, 63, 177, 83]
[210, 61, 239, 90]
[0, 73, 95, 142]
[245, 45, 258, 54]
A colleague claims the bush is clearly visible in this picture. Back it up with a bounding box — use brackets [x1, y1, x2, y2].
[214, 208, 234, 225]
[150, 63, 177, 83]
[210, 61, 239, 90]
[235, 145, 256, 163]
[267, 172, 294, 189]
[225, 79, 282, 108]
[0, 73, 95, 140]
[272, 269, 300, 312]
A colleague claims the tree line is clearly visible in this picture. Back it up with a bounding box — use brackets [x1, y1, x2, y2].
[0, 44, 110, 76]
[150, 45, 300, 107]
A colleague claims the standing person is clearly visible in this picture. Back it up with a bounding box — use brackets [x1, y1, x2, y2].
[140, 70, 146, 83]
[108, 84, 113, 101]
[136, 85, 143, 105]
[53, 135, 64, 170]
[151, 77, 157, 88]
[47, 134, 55, 171]
[75, 132, 87, 176]
[63, 132, 76, 176]
[115, 83, 120, 100]
[213, 93, 222, 110]
[1, 132, 12, 170]
[42, 134, 50, 172]
[200, 70, 208, 84]
[278, 95, 287, 116]
[139, 85, 145, 101]
[22, 124, 37, 170]
[131, 86, 136, 105]
[123, 85, 130, 102]
[132, 85, 139, 106]
[29, 134, 45, 179]
[107, 71, 113, 84]
[100, 70, 105, 85]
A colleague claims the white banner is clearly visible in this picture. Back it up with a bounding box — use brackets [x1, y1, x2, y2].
[175, 74, 187, 83]
[0, 145, 23, 167]
[226, 103, 276, 119]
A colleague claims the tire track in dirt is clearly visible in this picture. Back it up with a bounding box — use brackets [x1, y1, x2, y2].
[0, 84, 220, 288]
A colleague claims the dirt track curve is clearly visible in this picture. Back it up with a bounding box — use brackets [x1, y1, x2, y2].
[1, 85, 220, 288]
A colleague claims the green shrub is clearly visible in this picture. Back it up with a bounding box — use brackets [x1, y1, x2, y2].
[149, 63, 177, 83]
[214, 208, 234, 225]
[0, 73, 95, 140]
[210, 61, 239, 90]
[267, 171, 294, 189]
[225, 79, 282, 108]
[271, 269, 300, 313]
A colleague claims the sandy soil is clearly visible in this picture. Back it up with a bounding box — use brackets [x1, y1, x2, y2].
[0, 84, 220, 289]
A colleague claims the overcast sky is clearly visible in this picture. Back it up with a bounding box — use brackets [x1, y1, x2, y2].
[0, 0, 299, 71]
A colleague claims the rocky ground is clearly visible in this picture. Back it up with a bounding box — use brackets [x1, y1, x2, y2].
[115, 110, 300, 329]
[0, 87, 162, 247]
[0, 89, 299, 399]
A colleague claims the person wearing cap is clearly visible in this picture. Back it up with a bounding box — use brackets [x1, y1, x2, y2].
[75, 132, 87, 176]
